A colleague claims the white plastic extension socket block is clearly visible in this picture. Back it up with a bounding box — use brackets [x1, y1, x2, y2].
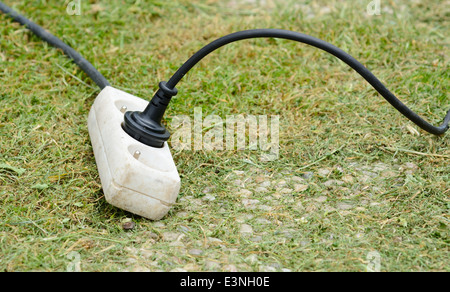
[88, 86, 180, 220]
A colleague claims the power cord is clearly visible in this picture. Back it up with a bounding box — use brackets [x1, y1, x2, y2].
[0, 1, 110, 89]
[1, 2, 449, 149]
[124, 29, 450, 147]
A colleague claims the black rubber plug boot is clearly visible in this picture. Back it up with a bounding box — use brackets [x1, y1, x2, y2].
[122, 81, 178, 148]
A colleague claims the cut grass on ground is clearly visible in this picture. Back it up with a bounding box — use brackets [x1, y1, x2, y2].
[0, 0, 448, 271]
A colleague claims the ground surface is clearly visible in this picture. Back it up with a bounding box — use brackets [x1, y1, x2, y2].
[0, 0, 448, 271]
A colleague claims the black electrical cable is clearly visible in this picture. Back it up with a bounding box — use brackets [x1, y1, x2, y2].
[0, 2, 110, 89]
[1, 2, 448, 138]
[163, 29, 450, 136]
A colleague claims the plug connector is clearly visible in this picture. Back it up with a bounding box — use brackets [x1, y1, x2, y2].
[122, 81, 177, 148]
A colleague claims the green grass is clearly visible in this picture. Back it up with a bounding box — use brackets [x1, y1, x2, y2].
[0, 0, 448, 271]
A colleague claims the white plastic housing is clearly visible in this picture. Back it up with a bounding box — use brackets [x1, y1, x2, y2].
[88, 86, 180, 220]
